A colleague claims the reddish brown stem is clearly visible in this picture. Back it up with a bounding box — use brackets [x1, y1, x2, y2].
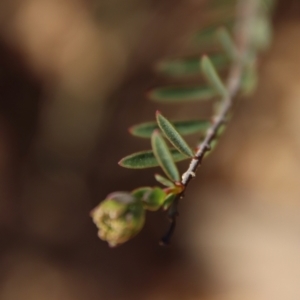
[161, 0, 259, 245]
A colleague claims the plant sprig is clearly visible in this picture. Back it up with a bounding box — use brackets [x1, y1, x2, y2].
[91, 0, 276, 247]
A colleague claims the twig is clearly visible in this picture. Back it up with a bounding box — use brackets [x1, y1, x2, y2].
[161, 0, 259, 245]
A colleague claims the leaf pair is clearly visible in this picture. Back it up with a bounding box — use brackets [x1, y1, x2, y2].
[132, 185, 179, 212]
[121, 117, 211, 169]
[201, 56, 228, 98]
[193, 17, 235, 48]
[149, 34, 233, 104]
[151, 112, 194, 182]
[155, 53, 230, 78]
[132, 187, 166, 211]
[120, 112, 195, 183]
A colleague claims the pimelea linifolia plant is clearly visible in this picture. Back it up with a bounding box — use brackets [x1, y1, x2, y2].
[91, 0, 277, 247]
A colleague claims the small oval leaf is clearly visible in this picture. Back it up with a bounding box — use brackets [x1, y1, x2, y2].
[154, 174, 175, 187]
[216, 27, 237, 61]
[156, 112, 194, 158]
[241, 65, 258, 95]
[151, 130, 180, 182]
[201, 55, 228, 97]
[252, 16, 272, 51]
[119, 148, 188, 169]
[132, 186, 166, 211]
[155, 53, 230, 78]
[262, 0, 277, 14]
[142, 187, 166, 211]
[131, 187, 152, 200]
[129, 119, 210, 138]
[148, 85, 217, 103]
[193, 18, 235, 46]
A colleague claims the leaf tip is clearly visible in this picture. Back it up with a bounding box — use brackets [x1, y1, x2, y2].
[145, 88, 154, 100]
[147, 84, 160, 95]
[152, 128, 160, 136]
[153, 61, 162, 72]
[128, 126, 134, 134]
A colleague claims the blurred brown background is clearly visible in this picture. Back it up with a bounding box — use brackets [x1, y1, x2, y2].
[0, 0, 300, 299]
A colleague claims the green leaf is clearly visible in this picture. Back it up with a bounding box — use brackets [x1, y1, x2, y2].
[156, 112, 194, 158]
[119, 148, 188, 169]
[262, 0, 277, 14]
[201, 55, 228, 97]
[217, 124, 227, 137]
[193, 19, 234, 46]
[142, 187, 166, 211]
[132, 186, 166, 211]
[151, 130, 180, 182]
[241, 65, 258, 95]
[154, 174, 174, 187]
[252, 16, 272, 51]
[129, 119, 210, 138]
[131, 187, 152, 200]
[216, 27, 237, 61]
[155, 53, 230, 77]
[163, 193, 177, 211]
[148, 85, 217, 103]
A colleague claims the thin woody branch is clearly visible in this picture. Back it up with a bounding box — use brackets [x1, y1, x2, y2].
[161, 0, 259, 245]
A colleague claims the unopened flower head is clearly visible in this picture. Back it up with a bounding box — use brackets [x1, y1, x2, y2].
[91, 192, 145, 247]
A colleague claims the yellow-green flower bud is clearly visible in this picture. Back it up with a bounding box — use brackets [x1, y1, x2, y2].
[90, 192, 145, 247]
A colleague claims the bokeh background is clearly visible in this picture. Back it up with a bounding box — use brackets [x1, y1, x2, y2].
[0, 0, 300, 299]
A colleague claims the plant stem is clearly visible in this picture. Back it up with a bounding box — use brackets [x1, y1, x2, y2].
[161, 0, 259, 245]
